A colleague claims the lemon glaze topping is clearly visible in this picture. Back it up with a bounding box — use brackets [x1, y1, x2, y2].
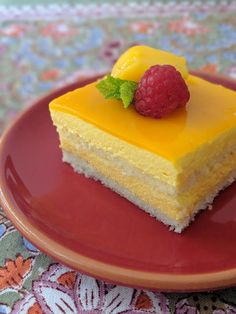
[49, 75, 236, 161]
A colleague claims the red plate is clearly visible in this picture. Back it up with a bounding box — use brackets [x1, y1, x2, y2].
[0, 72, 236, 292]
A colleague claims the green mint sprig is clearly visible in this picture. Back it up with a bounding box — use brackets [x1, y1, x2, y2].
[96, 75, 137, 108]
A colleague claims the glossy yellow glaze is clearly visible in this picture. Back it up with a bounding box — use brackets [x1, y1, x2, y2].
[49, 75, 236, 162]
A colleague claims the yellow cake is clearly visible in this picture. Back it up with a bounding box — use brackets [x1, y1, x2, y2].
[49, 46, 236, 232]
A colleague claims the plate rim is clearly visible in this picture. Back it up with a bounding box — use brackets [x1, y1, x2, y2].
[1, 72, 236, 292]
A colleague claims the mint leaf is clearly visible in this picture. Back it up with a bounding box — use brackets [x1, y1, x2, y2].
[96, 74, 137, 108]
[120, 81, 137, 108]
[96, 75, 123, 100]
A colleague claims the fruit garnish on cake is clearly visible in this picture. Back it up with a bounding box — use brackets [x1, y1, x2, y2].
[49, 45, 236, 233]
[97, 46, 190, 117]
[97, 63, 190, 118]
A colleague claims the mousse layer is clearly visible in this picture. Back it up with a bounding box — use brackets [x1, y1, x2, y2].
[50, 111, 236, 231]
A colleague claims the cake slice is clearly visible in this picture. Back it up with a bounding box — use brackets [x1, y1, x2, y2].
[49, 46, 236, 232]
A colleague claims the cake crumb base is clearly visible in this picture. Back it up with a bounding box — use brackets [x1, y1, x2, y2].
[63, 150, 236, 233]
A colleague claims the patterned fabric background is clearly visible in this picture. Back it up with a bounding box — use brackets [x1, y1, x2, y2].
[0, 2, 236, 313]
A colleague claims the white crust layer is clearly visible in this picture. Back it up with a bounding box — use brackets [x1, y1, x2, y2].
[63, 150, 236, 233]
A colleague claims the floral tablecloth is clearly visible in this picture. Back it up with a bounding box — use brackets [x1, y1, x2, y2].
[1, 1, 236, 313]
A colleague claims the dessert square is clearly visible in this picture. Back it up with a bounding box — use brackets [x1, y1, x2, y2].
[49, 46, 236, 232]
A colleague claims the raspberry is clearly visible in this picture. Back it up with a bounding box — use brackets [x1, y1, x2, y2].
[134, 64, 190, 118]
